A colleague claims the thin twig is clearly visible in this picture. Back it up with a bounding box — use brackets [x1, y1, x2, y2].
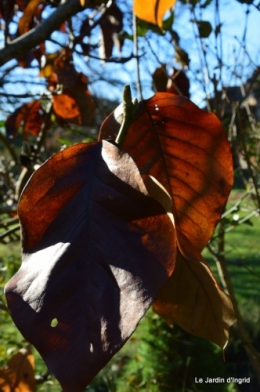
[0, 132, 18, 164]
[133, 14, 143, 100]
[0, 217, 19, 228]
[0, 225, 20, 242]
[0, 301, 9, 313]
[32, 101, 53, 163]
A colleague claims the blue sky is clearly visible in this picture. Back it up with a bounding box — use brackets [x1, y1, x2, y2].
[0, 0, 259, 117]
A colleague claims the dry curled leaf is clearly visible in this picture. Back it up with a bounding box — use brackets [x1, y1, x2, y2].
[99, 3, 123, 59]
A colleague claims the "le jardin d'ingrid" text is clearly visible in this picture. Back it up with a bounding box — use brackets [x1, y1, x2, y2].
[195, 377, 250, 385]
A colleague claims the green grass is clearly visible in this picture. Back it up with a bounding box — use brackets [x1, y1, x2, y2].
[202, 190, 260, 304]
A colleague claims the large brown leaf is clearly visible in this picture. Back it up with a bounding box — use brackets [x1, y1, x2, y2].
[5, 140, 176, 391]
[99, 93, 233, 253]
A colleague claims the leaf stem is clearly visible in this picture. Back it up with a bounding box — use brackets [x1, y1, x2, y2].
[115, 85, 136, 147]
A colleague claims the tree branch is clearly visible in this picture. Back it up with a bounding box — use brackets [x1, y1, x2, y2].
[0, 0, 90, 67]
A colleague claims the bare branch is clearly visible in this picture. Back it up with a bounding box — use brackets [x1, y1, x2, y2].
[0, 0, 91, 67]
[0, 225, 20, 242]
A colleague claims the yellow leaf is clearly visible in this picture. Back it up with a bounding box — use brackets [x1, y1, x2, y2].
[0, 346, 36, 391]
[133, 0, 177, 27]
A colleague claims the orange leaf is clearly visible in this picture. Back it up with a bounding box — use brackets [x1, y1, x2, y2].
[153, 232, 235, 348]
[52, 89, 95, 126]
[5, 101, 44, 140]
[18, 0, 42, 35]
[52, 94, 80, 120]
[67, 75, 96, 126]
[143, 175, 235, 347]
[0, 346, 36, 391]
[23, 101, 44, 136]
[133, 0, 177, 27]
[99, 93, 233, 253]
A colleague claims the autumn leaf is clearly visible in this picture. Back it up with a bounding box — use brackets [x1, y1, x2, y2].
[195, 20, 213, 38]
[0, 346, 36, 392]
[99, 93, 233, 253]
[143, 175, 235, 347]
[5, 140, 176, 391]
[18, 0, 42, 35]
[67, 74, 96, 126]
[99, 3, 123, 59]
[153, 236, 235, 348]
[53, 48, 78, 89]
[52, 79, 96, 126]
[48, 50, 96, 125]
[39, 52, 60, 79]
[152, 65, 168, 92]
[52, 94, 80, 120]
[99, 92, 235, 346]
[152, 66, 190, 97]
[166, 68, 190, 97]
[5, 101, 45, 140]
[133, 0, 177, 27]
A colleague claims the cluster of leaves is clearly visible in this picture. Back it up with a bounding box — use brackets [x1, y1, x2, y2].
[1, 0, 189, 142]
[1, 0, 259, 391]
[3, 89, 235, 392]
[5, 47, 96, 142]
